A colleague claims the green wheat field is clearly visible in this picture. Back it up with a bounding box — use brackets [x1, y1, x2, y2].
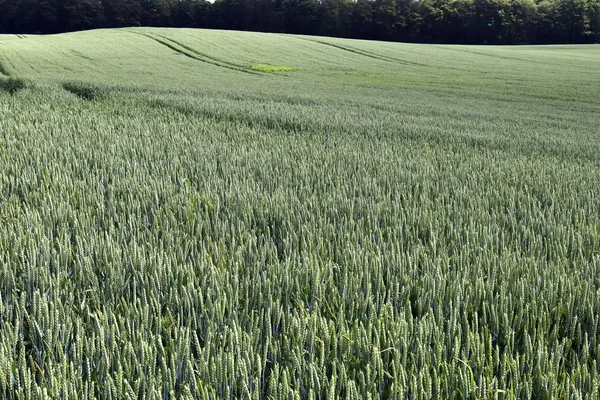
[1, 28, 599, 399]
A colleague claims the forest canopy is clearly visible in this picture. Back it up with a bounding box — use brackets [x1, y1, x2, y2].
[0, 0, 598, 44]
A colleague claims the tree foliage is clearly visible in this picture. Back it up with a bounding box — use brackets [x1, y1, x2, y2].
[0, 0, 598, 44]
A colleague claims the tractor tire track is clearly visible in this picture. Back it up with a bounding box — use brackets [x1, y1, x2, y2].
[297, 37, 428, 67]
[154, 34, 249, 71]
[130, 31, 261, 76]
[436, 46, 549, 65]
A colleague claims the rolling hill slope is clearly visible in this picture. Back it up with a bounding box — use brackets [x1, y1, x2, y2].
[1, 28, 599, 101]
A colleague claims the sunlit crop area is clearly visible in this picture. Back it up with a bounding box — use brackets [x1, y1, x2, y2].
[1, 29, 599, 399]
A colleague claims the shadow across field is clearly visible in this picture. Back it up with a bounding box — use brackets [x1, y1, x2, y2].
[0, 77, 26, 95]
[62, 81, 106, 101]
[0, 60, 9, 76]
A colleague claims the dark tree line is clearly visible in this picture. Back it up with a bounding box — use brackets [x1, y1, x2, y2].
[0, 0, 598, 44]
